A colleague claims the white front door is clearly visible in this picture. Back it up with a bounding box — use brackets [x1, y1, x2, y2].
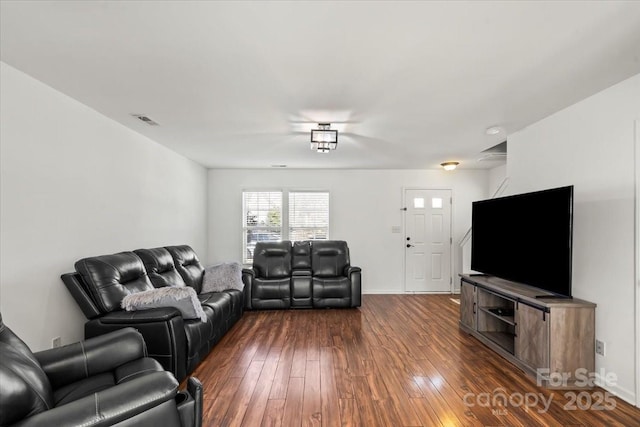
[404, 189, 452, 292]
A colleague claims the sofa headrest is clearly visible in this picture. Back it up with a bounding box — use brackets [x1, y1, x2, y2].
[75, 252, 154, 313]
[138, 248, 175, 273]
[253, 241, 292, 278]
[292, 241, 311, 270]
[315, 247, 341, 256]
[165, 245, 204, 293]
[263, 248, 289, 257]
[311, 240, 350, 277]
[254, 241, 290, 256]
[312, 241, 348, 255]
[165, 245, 199, 265]
[0, 313, 44, 373]
[134, 247, 186, 288]
[0, 315, 53, 426]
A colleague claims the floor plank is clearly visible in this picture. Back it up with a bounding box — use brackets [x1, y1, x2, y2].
[302, 360, 322, 427]
[189, 295, 640, 426]
[282, 377, 304, 427]
[319, 346, 341, 427]
[240, 348, 280, 427]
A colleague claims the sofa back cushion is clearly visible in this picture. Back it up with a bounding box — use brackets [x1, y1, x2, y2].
[292, 241, 311, 270]
[0, 313, 53, 426]
[134, 248, 186, 288]
[311, 241, 350, 277]
[75, 252, 154, 313]
[165, 245, 205, 294]
[253, 241, 292, 278]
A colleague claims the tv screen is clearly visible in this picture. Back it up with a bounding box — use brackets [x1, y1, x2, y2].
[471, 185, 573, 297]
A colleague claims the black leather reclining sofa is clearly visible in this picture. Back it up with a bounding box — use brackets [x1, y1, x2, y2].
[62, 245, 243, 382]
[0, 312, 203, 427]
[243, 240, 361, 309]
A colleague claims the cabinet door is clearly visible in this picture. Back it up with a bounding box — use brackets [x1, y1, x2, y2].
[515, 303, 549, 370]
[460, 281, 476, 329]
[549, 307, 595, 381]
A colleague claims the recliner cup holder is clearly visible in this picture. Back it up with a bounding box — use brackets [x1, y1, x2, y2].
[176, 387, 199, 427]
[175, 391, 190, 405]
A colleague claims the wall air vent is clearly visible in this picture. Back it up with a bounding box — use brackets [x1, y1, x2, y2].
[478, 141, 507, 162]
[478, 152, 507, 162]
[130, 114, 159, 126]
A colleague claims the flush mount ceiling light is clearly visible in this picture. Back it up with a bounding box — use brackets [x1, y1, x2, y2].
[485, 126, 503, 135]
[310, 123, 338, 153]
[441, 161, 459, 171]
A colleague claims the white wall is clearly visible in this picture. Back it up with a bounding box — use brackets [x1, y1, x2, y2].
[0, 62, 208, 351]
[207, 168, 488, 294]
[508, 73, 640, 404]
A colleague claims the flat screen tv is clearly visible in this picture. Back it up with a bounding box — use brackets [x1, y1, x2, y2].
[471, 185, 573, 297]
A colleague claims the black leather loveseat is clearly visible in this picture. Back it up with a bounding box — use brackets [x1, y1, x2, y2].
[0, 313, 202, 427]
[242, 240, 361, 309]
[61, 245, 243, 382]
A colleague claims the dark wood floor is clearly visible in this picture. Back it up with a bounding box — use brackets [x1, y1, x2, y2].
[189, 294, 640, 426]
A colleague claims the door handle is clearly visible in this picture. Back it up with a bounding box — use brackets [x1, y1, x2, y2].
[406, 244, 413, 248]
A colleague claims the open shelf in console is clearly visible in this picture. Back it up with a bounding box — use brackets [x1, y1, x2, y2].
[478, 306, 515, 325]
[479, 331, 514, 354]
[476, 286, 516, 354]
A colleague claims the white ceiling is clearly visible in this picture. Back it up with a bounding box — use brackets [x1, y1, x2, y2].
[2, 1, 640, 170]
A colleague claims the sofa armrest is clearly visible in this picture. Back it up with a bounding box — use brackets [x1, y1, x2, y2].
[85, 309, 188, 381]
[346, 266, 362, 308]
[61, 272, 102, 319]
[14, 371, 179, 427]
[241, 268, 255, 309]
[96, 307, 183, 324]
[177, 377, 203, 427]
[35, 328, 146, 389]
[344, 266, 361, 276]
[241, 268, 255, 280]
[188, 377, 203, 427]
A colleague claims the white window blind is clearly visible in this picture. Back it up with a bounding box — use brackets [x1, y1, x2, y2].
[242, 191, 282, 263]
[242, 190, 330, 264]
[288, 191, 330, 241]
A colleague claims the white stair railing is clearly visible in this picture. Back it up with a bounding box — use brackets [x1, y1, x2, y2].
[459, 177, 510, 247]
[459, 177, 509, 275]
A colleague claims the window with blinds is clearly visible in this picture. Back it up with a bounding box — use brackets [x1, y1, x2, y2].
[242, 191, 282, 263]
[289, 191, 329, 241]
[242, 190, 330, 263]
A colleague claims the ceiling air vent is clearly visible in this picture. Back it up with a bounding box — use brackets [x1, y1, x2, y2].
[131, 114, 159, 126]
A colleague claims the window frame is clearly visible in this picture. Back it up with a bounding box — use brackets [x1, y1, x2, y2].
[242, 188, 330, 264]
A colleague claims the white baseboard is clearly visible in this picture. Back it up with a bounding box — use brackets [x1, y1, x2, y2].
[595, 379, 636, 406]
[362, 290, 405, 294]
[363, 290, 459, 295]
[594, 379, 636, 406]
[408, 291, 449, 294]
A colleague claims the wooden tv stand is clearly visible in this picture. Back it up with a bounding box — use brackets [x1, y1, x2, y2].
[459, 274, 596, 389]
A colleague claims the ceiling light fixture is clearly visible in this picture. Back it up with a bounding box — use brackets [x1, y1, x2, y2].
[485, 126, 502, 135]
[310, 123, 338, 153]
[441, 161, 459, 171]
